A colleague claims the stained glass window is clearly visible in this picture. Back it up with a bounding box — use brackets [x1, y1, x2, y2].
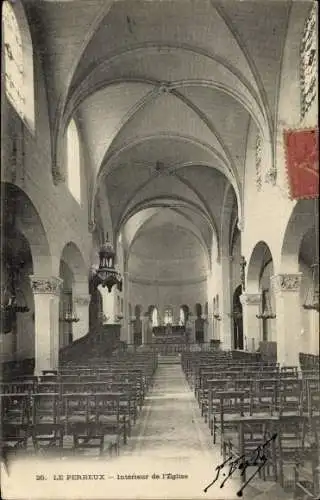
[3, 1, 24, 118]
[301, 4, 317, 118]
[66, 119, 81, 203]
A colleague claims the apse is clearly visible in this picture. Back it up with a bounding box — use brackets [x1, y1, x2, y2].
[127, 221, 209, 323]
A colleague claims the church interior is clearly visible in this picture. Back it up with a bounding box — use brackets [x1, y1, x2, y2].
[1, 0, 319, 498]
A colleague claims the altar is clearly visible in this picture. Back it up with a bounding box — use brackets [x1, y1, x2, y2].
[152, 325, 187, 344]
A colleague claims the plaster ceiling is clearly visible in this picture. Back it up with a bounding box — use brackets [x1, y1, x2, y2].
[128, 223, 208, 283]
[23, 0, 307, 261]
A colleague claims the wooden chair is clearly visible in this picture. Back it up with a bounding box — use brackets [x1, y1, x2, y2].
[1, 393, 30, 453]
[251, 378, 278, 416]
[31, 393, 64, 452]
[277, 414, 311, 490]
[61, 393, 106, 456]
[206, 378, 230, 431]
[213, 390, 245, 456]
[92, 393, 129, 455]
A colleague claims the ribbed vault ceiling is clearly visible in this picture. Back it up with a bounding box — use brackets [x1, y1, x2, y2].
[24, 0, 305, 260]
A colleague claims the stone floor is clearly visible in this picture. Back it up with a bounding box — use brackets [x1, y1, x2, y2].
[114, 360, 294, 499]
[1, 360, 296, 499]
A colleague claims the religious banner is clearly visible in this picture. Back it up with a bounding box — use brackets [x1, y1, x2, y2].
[284, 128, 319, 199]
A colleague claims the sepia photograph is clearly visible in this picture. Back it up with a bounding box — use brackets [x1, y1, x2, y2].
[0, 0, 319, 499]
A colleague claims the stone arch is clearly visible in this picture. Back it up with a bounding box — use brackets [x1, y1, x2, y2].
[1, 182, 51, 276]
[60, 241, 88, 282]
[246, 241, 274, 293]
[59, 241, 88, 346]
[280, 199, 317, 274]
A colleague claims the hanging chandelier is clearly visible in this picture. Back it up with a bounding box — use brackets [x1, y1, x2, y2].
[94, 234, 123, 293]
[1, 289, 29, 314]
[60, 310, 80, 323]
[1, 262, 30, 315]
[256, 289, 276, 320]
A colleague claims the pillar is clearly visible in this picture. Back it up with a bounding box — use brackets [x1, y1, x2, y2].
[141, 316, 149, 344]
[206, 274, 214, 341]
[128, 318, 134, 345]
[240, 293, 262, 352]
[271, 273, 302, 366]
[189, 315, 196, 343]
[73, 294, 91, 341]
[310, 310, 320, 354]
[122, 271, 130, 343]
[202, 316, 209, 343]
[219, 256, 233, 350]
[30, 275, 63, 375]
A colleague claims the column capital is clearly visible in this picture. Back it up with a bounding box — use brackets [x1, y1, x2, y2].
[74, 294, 91, 306]
[30, 275, 63, 295]
[240, 293, 261, 306]
[271, 273, 302, 293]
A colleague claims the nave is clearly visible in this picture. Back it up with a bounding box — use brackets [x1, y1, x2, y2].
[2, 347, 319, 499]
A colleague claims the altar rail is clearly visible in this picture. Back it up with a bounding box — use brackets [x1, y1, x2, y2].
[122, 343, 221, 355]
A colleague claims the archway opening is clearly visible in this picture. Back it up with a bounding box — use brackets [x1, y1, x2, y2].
[1, 228, 34, 363]
[59, 242, 88, 347]
[247, 241, 275, 347]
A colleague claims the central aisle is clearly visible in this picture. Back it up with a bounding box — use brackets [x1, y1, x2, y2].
[116, 359, 292, 500]
[122, 362, 217, 460]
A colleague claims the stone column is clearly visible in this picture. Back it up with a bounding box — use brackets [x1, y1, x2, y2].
[30, 276, 63, 375]
[141, 316, 149, 345]
[128, 318, 135, 345]
[309, 310, 320, 354]
[202, 316, 209, 343]
[122, 271, 130, 343]
[188, 315, 196, 343]
[73, 294, 91, 341]
[240, 293, 262, 352]
[219, 256, 233, 350]
[271, 273, 302, 366]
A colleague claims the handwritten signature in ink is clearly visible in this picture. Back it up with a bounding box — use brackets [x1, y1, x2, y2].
[204, 433, 277, 497]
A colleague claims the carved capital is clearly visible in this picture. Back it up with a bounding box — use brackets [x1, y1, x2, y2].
[240, 293, 261, 306]
[74, 294, 91, 306]
[30, 276, 63, 295]
[271, 273, 302, 292]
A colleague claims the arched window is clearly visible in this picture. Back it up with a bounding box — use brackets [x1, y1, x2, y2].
[164, 307, 173, 325]
[152, 307, 159, 327]
[66, 119, 81, 203]
[300, 4, 317, 118]
[179, 307, 185, 326]
[3, 1, 24, 118]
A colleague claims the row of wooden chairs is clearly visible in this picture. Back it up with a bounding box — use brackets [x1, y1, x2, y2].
[1, 351, 158, 458]
[182, 351, 319, 498]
